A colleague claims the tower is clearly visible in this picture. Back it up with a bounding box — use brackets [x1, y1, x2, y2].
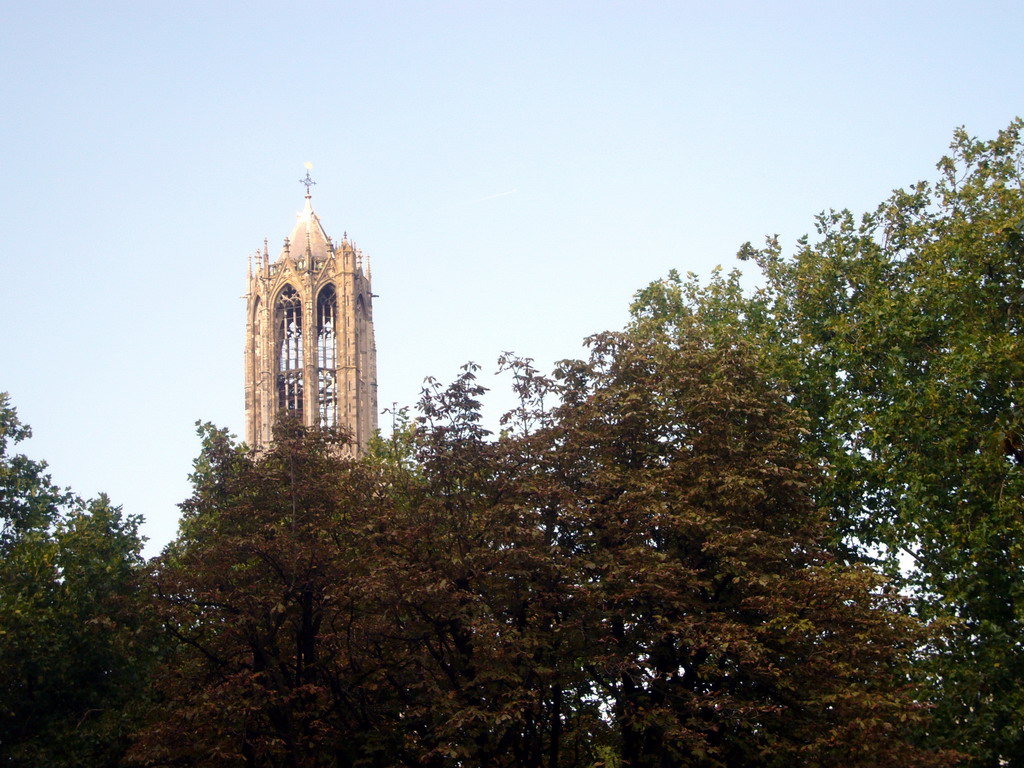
[245, 172, 378, 452]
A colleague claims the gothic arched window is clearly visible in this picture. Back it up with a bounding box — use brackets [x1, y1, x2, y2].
[275, 285, 304, 420]
[317, 285, 338, 427]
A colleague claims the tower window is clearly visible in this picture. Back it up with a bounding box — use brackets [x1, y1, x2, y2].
[276, 285, 304, 420]
[317, 285, 337, 427]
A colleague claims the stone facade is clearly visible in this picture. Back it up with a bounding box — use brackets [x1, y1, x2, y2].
[244, 188, 377, 453]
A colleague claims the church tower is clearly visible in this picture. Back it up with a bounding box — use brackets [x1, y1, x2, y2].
[245, 171, 378, 453]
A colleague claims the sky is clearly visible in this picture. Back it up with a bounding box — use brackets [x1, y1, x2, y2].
[2, 0, 1021, 555]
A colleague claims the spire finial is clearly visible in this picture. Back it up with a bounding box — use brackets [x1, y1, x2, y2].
[300, 162, 316, 198]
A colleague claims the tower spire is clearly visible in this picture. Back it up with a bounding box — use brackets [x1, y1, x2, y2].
[246, 170, 378, 454]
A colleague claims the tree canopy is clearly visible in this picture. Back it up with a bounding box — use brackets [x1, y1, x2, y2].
[631, 119, 1024, 765]
[131, 330, 948, 767]
[0, 394, 155, 767]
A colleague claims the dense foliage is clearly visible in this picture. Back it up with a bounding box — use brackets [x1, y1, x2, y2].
[0, 394, 155, 767]
[130, 331, 947, 767]
[631, 120, 1024, 764]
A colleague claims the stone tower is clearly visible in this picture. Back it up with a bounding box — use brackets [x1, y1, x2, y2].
[244, 175, 377, 452]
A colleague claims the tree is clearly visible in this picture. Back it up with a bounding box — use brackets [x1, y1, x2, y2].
[0, 394, 155, 767]
[512, 331, 947, 767]
[631, 120, 1024, 764]
[132, 423, 371, 766]
[0, 392, 70, 552]
[132, 336, 949, 766]
[133, 412, 600, 768]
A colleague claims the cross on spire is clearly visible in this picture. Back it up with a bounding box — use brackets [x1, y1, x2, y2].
[300, 163, 316, 197]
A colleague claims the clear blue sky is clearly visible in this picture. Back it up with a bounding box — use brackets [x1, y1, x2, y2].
[2, 0, 1021, 554]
